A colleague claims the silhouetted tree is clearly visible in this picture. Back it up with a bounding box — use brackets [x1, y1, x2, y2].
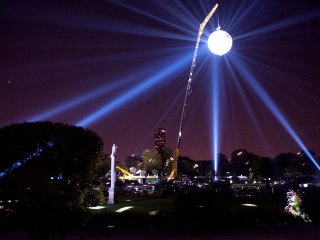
[296, 149, 318, 175]
[251, 156, 274, 179]
[230, 149, 259, 177]
[0, 121, 107, 238]
[217, 153, 231, 176]
[158, 147, 173, 176]
[178, 156, 197, 177]
[275, 152, 298, 178]
[196, 160, 213, 176]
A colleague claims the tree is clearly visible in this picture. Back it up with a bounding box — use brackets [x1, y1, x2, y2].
[196, 160, 213, 176]
[158, 147, 173, 176]
[217, 153, 230, 176]
[141, 147, 173, 176]
[230, 149, 249, 176]
[0, 121, 107, 236]
[178, 156, 197, 177]
[275, 152, 297, 178]
[296, 149, 318, 175]
[124, 153, 143, 169]
[142, 149, 163, 175]
[250, 156, 274, 179]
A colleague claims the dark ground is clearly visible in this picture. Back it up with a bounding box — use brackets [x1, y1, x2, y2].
[1, 222, 320, 240]
[1, 186, 320, 240]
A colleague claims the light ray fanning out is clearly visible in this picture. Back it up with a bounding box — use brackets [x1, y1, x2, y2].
[235, 10, 319, 41]
[229, 53, 320, 170]
[27, 47, 188, 122]
[76, 53, 191, 127]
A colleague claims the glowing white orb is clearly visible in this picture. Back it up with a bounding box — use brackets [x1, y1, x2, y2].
[207, 29, 232, 56]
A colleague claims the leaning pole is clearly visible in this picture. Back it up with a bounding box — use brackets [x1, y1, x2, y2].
[107, 144, 117, 204]
[169, 3, 219, 180]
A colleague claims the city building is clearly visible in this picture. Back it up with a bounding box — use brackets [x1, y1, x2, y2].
[154, 128, 166, 150]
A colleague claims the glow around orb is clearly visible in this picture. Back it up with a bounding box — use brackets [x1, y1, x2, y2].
[208, 29, 232, 56]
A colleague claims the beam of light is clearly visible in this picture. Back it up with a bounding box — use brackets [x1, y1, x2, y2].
[223, 58, 273, 154]
[26, 66, 150, 122]
[26, 47, 186, 122]
[18, 1, 195, 43]
[76, 53, 191, 127]
[221, 1, 319, 43]
[228, 53, 320, 171]
[225, 53, 312, 141]
[210, 58, 221, 175]
[234, 10, 320, 42]
[109, 1, 196, 41]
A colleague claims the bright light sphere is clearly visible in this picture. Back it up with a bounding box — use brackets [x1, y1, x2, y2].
[207, 29, 232, 56]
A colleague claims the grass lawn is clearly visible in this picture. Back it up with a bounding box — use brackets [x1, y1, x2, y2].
[85, 192, 308, 231]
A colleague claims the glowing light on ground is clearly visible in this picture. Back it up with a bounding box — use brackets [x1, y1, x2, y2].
[242, 203, 258, 207]
[115, 206, 134, 213]
[148, 210, 158, 215]
[88, 205, 107, 210]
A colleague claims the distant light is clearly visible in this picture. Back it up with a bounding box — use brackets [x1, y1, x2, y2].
[208, 29, 232, 56]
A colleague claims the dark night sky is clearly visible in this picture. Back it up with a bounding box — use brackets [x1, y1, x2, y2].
[1, 0, 320, 162]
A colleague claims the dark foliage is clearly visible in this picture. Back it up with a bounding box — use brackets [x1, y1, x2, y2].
[0, 121, 107, 238]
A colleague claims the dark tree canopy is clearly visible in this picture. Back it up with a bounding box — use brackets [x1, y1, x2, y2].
[0, 121, 107, 210]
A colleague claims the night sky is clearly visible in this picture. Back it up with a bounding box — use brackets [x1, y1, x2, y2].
[1, 0, 320, 162]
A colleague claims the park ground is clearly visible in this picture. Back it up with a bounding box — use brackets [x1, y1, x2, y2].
[1, 191, 320, 239]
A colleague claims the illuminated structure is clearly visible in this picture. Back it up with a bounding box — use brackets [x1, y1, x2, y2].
[169, 3, 232, 179]
[154, 128, 166, 150]
[169, 4, 232, 179]
[107, 144, 117, 204]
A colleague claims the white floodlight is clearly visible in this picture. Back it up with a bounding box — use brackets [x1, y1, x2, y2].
[208, 29, 232, 56]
